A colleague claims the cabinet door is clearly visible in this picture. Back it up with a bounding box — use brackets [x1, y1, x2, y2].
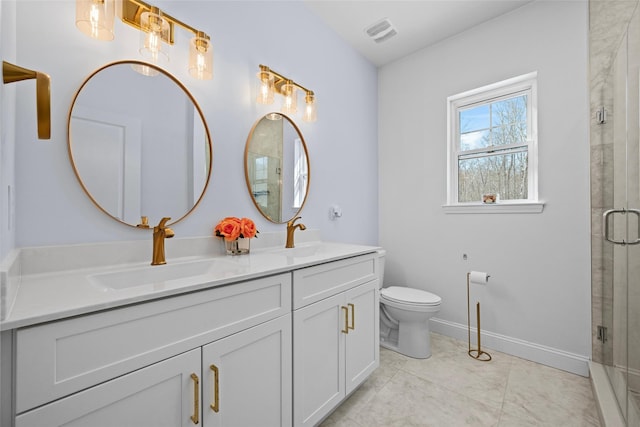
[16, 349, 201, 427]
[345, 280, 379, 395]
[293, 293, 346, 427]
[202, 314, 292, 427]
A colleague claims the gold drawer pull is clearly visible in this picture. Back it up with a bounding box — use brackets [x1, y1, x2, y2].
[348, 303, 355, 330]
[210, 364, 220, 412]
[190, 373, 200, 424]
[341, 306, 349, 334]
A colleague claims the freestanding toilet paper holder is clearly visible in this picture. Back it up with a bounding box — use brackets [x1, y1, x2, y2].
[467, 272, 492, 361]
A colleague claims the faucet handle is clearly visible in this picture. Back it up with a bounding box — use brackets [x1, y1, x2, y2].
[136, 216, 150, 228]
[156, 217, 172, 228]
[287, 216, 302, 227]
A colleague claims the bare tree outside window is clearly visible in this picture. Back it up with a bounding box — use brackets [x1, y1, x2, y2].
[457, 95, 529, 202]
[446, 72, 538, 209]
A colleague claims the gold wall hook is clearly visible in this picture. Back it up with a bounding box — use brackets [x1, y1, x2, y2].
[3, 61, 51, 139]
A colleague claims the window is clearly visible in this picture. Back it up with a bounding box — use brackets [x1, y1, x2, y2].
[446, 72, 542, 213]
[293, 138, 308, 208]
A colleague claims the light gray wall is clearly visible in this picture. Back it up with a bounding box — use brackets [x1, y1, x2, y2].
[8, 0, 378, 248]
[0, 2, 16, 423]
[4, 0, 594, 372]
[379, 1, 591, 367]
[1, 1, 17, 262]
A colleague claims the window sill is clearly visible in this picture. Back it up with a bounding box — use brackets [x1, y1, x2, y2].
[442, 201, 545, 214]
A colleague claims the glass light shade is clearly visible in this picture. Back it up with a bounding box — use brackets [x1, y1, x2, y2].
[189, 33, 213, 80]
[280, 82, 297, 114]
[303, 93, 317, 122]
[75, 0, 115, 41]
[256, 70, 275, 105]
[266, 112, 283, 120]
[131, 63, 160, 77]
[139, 9, 170, 65]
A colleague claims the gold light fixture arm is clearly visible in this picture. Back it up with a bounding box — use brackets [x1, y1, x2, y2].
[121, 0, 209, 44]
[259, 64, 314, 97]
[3, 61, 51, 140]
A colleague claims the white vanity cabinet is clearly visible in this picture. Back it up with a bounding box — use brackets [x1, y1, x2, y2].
[292, 254, 379, 427]
[12, 273, 292, 427]
[3, 243, 381, 427]
[16, 348, 202, 427]
[202, 313, 292, 427]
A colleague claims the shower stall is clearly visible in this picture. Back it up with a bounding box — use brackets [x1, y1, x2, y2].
[590, 1, 640, 425]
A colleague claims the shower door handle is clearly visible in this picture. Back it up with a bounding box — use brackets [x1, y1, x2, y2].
[603, 209, 626, 245]
[628, 209, 640, 245]
[602, 208, 640, 245]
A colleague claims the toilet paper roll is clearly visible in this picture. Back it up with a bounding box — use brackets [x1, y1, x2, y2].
[469, 271, 490, 285]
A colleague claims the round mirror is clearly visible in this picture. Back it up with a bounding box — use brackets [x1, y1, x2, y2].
[244, 113, 310, 223]
[68, 61, 212, 227]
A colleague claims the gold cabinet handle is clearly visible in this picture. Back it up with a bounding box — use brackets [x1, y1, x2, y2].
[348, 303, 355, 331]
[210, 364, 220, 413]
[341, 306, 349, 334]
[190, 373, 200, 424]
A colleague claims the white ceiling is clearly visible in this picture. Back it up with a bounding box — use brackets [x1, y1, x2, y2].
[303, 0, 534, 67]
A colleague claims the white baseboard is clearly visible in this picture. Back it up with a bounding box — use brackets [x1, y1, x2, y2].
[430, 317, 590, 377]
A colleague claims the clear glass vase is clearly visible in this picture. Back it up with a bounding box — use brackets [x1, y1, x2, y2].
[224, 238, 250, 255]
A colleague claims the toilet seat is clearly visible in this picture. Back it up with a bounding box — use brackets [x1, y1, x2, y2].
[380, 286, 441, 306]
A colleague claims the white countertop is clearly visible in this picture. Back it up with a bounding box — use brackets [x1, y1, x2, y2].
[1, 240, 380, 331]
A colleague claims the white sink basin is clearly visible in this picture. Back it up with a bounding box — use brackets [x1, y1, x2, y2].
[272, 244, 324, 258]
[89, 259, 231, 291]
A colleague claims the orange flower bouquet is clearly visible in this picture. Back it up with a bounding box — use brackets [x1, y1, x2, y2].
[214, 217, 258, 255]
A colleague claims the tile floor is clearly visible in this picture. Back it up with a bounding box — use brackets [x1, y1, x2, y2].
[320, 333, 601, 427]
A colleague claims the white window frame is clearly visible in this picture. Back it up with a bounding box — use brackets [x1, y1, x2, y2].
[292, 138, 308, 209]
[444, 72, 544, 214]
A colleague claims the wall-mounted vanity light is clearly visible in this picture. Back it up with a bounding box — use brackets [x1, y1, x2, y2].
[75, 0, 115, 41]
[75, 0, 213, 80]
[3, 61, 51, 140]
[256, 65, 317, 122]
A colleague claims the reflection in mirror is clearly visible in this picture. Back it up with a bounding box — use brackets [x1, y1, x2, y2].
[68, 61, 212, 227]
[245, 113, 309, 223]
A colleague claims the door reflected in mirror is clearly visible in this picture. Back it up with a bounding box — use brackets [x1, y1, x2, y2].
[244, 113, 309, 223]
[68, 61, 212, 227]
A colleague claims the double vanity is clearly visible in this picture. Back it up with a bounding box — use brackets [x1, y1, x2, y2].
[0, 237, 380, 427]
[1, 51, 375, 427]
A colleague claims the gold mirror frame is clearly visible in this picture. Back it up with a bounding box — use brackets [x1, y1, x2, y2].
[67, 60, 213, 228]
[244, 113, 310, 224]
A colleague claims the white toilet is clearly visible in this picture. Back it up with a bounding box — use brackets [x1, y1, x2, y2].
[377, 250, 442, 359]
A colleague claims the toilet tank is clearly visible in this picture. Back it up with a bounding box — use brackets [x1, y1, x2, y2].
[377, 249, 385, 289]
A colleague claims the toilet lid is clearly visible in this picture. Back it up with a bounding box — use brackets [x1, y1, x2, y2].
[381, 286, 441, 306]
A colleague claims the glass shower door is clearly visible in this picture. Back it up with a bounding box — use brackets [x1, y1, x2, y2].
[601, 3, 640, 424]
[625, 5, 640, 419]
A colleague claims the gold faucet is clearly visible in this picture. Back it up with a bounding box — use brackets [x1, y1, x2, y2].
[285, 216, 306, 248]
[152, 217, 174, 265]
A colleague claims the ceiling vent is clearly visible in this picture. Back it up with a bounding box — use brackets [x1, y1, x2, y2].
[365, 18, 398, 44]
